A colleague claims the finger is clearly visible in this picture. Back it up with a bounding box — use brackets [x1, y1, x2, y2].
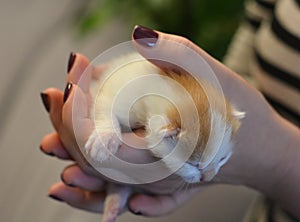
[128, 188, 200, 217]
[131, 25, 248, 87]
[61, 164, 105, 192]
[62, 82, 93, 145]
[41, 88, 64, 132]
[40, 132, 73, 160]
[67, 53, 92, 94]
[132, 25, 213, 71]
[131, 25, 251, 106]
[60, 82, 99, 174]
[48, 182, 106, 213]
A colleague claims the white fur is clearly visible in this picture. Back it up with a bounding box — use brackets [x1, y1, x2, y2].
[85, 52, 242, 184]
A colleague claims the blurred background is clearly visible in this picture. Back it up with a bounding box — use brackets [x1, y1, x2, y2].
[0, 0, 258, 221]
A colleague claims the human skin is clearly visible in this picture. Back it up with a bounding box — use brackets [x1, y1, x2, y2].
[40, 26, 300, 218]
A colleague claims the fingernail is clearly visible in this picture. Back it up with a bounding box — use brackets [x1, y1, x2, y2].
[67, 52, 76, 73]
[63, 82, 73, 103]
[133, 25, 158, 47]
[40, 93, 50, 113]
[48, 194, 64, 202]
[128, 206, 143, 216]
[39, 145, 55, 156]
[60, 173, 76, 187]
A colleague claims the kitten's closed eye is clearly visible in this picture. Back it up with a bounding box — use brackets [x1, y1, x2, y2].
[218, 153, 232, 166]
[187, 161, 200, 168]
[159, 127, 180, 138]
[219, 157, 226, 162]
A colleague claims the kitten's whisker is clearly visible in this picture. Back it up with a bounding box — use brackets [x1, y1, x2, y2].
[175, 180, 186, 193]
[183, 181, 189, 194]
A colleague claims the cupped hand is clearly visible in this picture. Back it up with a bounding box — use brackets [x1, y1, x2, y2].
[40, 50, 203, 216]
[40, 25, 272, 217]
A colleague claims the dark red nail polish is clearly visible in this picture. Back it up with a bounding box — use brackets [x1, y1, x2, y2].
[128, 207, 143, 215]
[133, 25, 158, 47]
[66, 183, 76, 187]
[60, 172, 66, 183]
[49, 194, 64, 202]
[63, 82, 73, 103]
[60, 173, 76, 187]
[40, 92, 51, 113]
[67, 52, 76, 73]
[39, 145, 55, 156]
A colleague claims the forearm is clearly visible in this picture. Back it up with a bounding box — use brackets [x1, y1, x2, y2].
[268, 116, 300, 218]
[217, 87, 300, 218]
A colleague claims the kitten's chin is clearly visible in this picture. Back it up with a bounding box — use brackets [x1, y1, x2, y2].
[182, 175, 201, 183]
[176, 163, 201, 183]
[179, 164, 219, 183]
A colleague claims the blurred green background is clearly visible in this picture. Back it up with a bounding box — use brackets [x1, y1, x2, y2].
[72, 0, 244, 60]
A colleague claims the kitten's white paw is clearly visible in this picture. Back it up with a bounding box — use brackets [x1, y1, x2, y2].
[85, 129, 121, 162]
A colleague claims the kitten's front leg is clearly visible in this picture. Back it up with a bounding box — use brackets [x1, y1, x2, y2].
[85, 113, 121, 162]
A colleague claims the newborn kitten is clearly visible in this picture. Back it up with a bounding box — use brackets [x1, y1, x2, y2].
[85, 52, 244, 222]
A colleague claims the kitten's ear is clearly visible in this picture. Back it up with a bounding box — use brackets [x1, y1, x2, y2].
[232, 109, 246, 120]
[159, 127, 180, 138]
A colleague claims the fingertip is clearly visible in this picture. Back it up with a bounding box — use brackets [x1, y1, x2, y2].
[41, 88, 64, 131]
[40, 92, 50, 113]
[132, 25, 159, 48]
[39, 145, 55, 157]
[48, 183, 78, 205]
[132, 25, 211, 73]
[48, 182, 83, 204]
[61, 164, 105, 191]
[128, 192, 187, 217]
[63, 82, 73, 103]
[67, 52, 76, 74]
[48, 182, 67, 196]
[128, 194, 159, 217]
[132, 26, 187, 71]
[48, 182, 106, 213]
[62, 82, 93, 145]
[40, 132, 73, 160]
[61, 164, 78, 187]
[67, 53, 92, 94]
[48, 194, 65, 202]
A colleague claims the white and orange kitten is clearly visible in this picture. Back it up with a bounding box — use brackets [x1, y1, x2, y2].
[85, 52, 244, 222]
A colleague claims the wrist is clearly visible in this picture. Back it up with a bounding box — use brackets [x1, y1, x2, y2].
[217, 106, 300, 218]
[214, 88, 282, 193]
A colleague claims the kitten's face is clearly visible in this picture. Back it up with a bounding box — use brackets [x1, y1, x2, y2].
[148, 121, 236, 184]
[148, 105, 243, 184]
[166, 127, 234, 183]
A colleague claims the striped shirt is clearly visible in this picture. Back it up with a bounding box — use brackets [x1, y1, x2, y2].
[224, 0, 300, 221]
[224, 0, 300, 126]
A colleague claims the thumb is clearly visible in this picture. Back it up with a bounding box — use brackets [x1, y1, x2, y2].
[132, 25, 213, 72]
[131, 25, 251, 105]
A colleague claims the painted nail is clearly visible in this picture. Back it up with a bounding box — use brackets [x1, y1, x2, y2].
[39, 145, 55, 156]
[48, 194, 64, 202]
[133, 25, 158, 47]
[60, 173, 76, 187]
[40, 93, 50, 113]
[63, 82, 73, 103]
[67, 52, 76, 73]
[128, 207, 143, 216]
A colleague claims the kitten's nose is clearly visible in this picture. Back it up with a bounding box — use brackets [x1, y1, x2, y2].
[199, 169, 216, 182]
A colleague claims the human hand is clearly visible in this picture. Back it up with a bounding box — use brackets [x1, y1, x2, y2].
[40, 50, 203, 216]
[40, 25, 289, 217]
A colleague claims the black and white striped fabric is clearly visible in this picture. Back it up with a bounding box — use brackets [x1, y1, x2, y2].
[224, 0, 300, 126]
[225, 1, 300, 220]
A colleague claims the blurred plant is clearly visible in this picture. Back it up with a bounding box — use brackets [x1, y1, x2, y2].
[73, 0, 244, 60]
